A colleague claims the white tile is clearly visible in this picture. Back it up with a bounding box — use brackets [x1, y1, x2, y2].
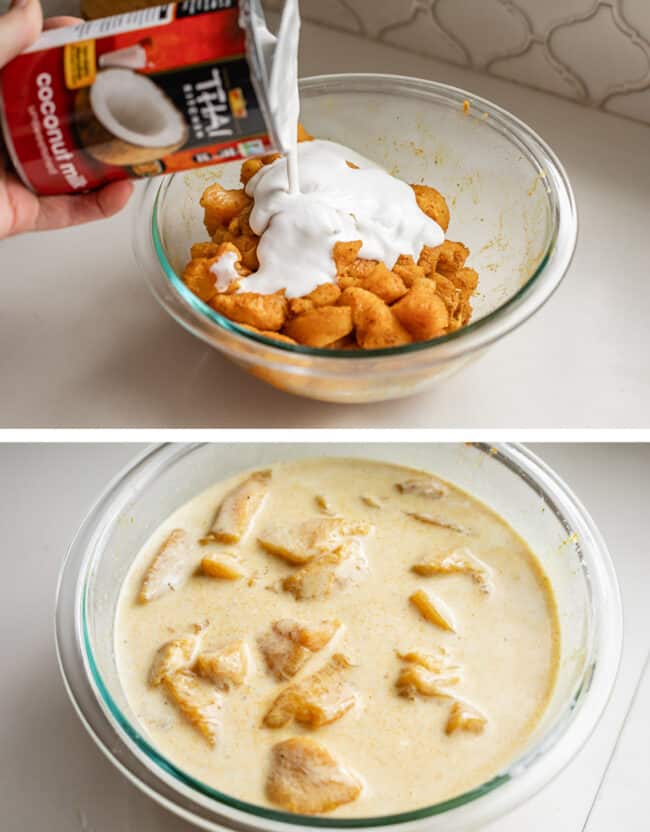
[295, 0, 650, 121]
[548, 4, 649, 103]
[346, 0, 423, 38]
[379, 3, 468, 66]
[514, 0, 596, 37]
[490, 41, 583, 99]
[435, 0, 531, 69]
[620, 0, 650, 44]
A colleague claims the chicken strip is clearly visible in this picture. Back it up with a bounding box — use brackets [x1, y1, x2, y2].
[209, 470, 272, 544]
[162, 670, 222, 745]
[445, 700, 487, 735]
[395, 477, 448, 499]
[409, 589, 456, 632]
[259, 619, 341, 680]
[149, 626, 204, 686]
[200, 552, 245, 580]
[139, 529, 196, 603]
[395, 649, 461, 699]
[263, 653, 357, 729]
[266, 737, 362, 814]
[404, 512, 472, 535]
[412, 548, 492, 593]
[258, 517, 372, 564]
[396, 664, 460, 700]
[194, 641, 250, 690]
[282, 539, 368, 601]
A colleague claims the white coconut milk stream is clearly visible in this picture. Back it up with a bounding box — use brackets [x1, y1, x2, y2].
[230, 0, 445, 299]
[267, 0, 301, 195]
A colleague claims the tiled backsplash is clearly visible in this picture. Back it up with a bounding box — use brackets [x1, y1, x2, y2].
[270, 0, 650, 125]
[6, 1, 649, 124]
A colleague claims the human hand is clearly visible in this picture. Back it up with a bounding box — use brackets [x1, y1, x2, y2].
[0, 0, 133, 239]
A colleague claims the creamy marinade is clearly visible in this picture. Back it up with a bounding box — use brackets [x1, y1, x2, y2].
[115, 457, 559, 817]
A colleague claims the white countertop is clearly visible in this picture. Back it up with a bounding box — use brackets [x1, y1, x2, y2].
[0, 443, 648, 831]
[1, 20, 649, 427]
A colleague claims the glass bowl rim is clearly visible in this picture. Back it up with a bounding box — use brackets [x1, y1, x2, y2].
[55, 443, 621, 830]
[148, 72, 577, 362]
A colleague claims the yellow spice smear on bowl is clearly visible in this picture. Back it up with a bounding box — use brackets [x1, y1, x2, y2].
[115, 457, 559, 817]
[182, 128, 479, 350]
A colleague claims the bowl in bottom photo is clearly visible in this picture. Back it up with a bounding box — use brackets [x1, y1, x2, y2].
[55, 443, 621, 831]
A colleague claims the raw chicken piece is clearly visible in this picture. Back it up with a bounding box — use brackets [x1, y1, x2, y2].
[410, 184, 450, 231]
[263, 653, 357, 729]
[284, 305, 354, 348]
[209, 470, 272, 544]
[200, 183, 251, 235]
[282, 539, 368, 601]
[395, 477, 448, 499]
[445, 700, 487, 735]
[200, 552, 245, 580]
[392, 278, 449, 341]
[149, 626, 204, 686]
[431, 239, 469, 274]
[409, 589, 456, 632]
[139, 529, 196, 603]
[266, 737, 362, 814]
[258, 517, 372, 564]
[338, 262, 408, 304]
[337, 286, 412, 349]
[162, 670, 222, 745]
[211, 292, 287, 332]
[412, 548, 492, 593]
[259, 619, 341, 680]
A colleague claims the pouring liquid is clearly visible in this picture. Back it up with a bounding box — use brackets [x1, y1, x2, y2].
[243, 0, 445, 298]
[267, 0, 301, 195]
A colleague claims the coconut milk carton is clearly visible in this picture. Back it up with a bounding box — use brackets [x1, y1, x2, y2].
[0, 0, 290, 195]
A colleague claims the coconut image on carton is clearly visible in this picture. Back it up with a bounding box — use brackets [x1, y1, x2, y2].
[76, 68, 188, 166]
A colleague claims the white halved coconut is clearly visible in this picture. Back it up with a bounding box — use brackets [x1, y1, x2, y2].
[78, 69, 188, 166]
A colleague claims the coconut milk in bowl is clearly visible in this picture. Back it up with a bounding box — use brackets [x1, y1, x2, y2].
[114, 455, 562, 817]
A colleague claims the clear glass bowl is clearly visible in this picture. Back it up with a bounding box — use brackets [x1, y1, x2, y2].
[56, 443, 620, 831]
[133, 74, 577, 403]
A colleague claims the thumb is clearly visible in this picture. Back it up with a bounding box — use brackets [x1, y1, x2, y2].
[0, 0, 43, 67]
